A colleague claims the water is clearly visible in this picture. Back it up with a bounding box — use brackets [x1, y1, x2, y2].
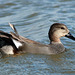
[0, 0, 75, 75]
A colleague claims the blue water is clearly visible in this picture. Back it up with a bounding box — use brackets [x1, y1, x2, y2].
[0, 0, 75, 75]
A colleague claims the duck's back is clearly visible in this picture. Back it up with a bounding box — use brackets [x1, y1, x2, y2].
[12, 34, 65, 55]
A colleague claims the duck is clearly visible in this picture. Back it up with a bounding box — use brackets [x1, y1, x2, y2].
[0, 23, 75, 55]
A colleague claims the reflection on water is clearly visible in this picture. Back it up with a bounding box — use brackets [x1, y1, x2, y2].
[0, 0, 75, 75]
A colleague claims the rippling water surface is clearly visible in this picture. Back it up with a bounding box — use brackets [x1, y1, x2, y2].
[0, 0, 75, 75]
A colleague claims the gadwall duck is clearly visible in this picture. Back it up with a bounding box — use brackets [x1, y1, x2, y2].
[0, 23, 75, 55]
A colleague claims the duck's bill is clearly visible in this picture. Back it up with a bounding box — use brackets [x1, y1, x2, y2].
[65, 32, 75, 41]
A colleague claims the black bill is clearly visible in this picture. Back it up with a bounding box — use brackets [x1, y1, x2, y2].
[65, 32, 75, 41]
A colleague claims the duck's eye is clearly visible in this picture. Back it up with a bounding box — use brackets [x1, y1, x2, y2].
[61, 27, 65, 30]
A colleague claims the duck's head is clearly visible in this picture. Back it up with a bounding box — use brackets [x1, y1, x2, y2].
[48, 23, 75, 43]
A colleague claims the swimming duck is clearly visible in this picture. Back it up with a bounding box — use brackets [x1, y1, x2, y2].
[0, 23, 75, 55]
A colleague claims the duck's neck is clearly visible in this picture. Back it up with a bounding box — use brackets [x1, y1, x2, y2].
[50, 36, 61, 44]
[50, 41, 61, 44]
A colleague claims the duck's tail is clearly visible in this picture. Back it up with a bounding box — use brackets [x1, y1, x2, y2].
[9, 23, 19, 36]
[9, 23, 23, 41]
[9, 23, 24, 48]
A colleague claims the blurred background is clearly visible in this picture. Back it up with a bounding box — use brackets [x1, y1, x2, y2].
[0, 0, 75, 75]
